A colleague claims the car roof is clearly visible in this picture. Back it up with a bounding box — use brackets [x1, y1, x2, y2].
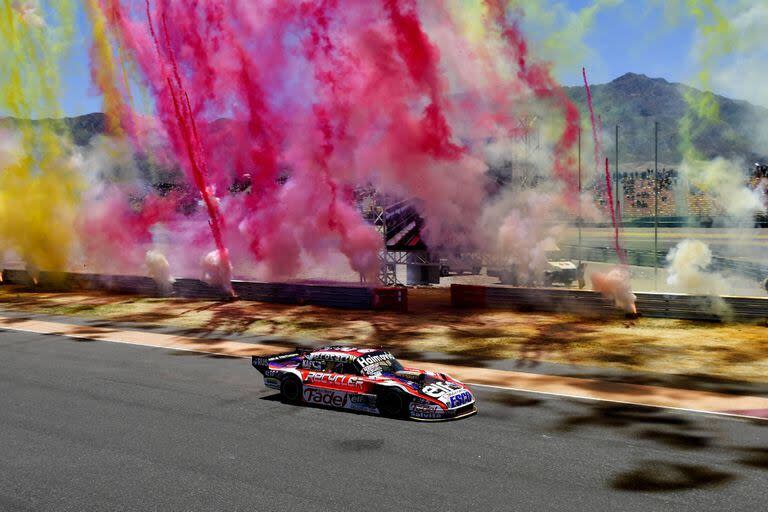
[306, 346, 390, 362]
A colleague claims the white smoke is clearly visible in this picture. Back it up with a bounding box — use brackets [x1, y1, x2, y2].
[70, 135, 141, 186]
[666, 239, 733, 317]
[680, 157, 766, 219]
[484, 191, 564, 279]
[201, 249, 233, 294]
[666, 239, 728, 295]
[145, 249, 174, 295]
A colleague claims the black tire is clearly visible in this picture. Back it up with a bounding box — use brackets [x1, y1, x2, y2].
[377, 388, 409, 418]
[280, 375, 303, 403]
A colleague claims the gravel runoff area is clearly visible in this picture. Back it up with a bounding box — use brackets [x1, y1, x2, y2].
[1, 286, 767, 386]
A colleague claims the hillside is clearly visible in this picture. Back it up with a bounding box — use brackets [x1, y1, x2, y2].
[0, 112, 106, 147]
[2, 73, 766, 170]
[564, 72, 768, 166]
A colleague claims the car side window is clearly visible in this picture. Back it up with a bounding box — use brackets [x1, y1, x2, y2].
[323, 361, 359, 374]
[340, 362, 361, 375]
[302, 358, 324, 370]
[324, 361, 343, 373]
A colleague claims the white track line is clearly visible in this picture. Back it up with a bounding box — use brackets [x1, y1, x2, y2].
[470, 383, 766, 421]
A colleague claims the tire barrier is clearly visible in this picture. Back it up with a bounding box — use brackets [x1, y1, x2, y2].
[451, 284, 768, 322]
[0, 270, 408, 312]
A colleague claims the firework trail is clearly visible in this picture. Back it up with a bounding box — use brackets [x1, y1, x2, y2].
[485, 0, 580, 208]
[582, 67, 623, 263]
[582, 67, 602, 177]
[148, 2, 233, 291]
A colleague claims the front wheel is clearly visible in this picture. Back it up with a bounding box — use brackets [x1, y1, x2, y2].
[280, 375, 303, 403]
[377, 388, 409, 418]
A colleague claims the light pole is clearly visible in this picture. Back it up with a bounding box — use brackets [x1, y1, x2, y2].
[578, 127, 582, 264]
[654, 121, 659, 290]
[615, 124, 620, 227]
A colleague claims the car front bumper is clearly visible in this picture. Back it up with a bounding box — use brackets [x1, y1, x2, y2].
[408, 403, 477, 422]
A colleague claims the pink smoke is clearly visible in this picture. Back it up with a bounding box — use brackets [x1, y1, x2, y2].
[486, 0, 580, 208]
[86, 1, 583, 282]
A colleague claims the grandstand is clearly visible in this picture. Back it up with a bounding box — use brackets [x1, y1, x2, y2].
[617, 168, 679, 218]
[598, 165, 768, 220]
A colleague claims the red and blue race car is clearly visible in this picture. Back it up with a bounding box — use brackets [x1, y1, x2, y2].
[252, 346, 477, 421]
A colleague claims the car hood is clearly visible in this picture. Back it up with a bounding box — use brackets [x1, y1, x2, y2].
[378, 370, 473, 407]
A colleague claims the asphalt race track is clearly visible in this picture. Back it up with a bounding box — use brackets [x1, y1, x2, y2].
[1, 329, 766, 511]
[563, 227, 768, 257]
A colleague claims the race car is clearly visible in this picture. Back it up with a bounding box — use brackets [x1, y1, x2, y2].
[252, 346, 477, 421]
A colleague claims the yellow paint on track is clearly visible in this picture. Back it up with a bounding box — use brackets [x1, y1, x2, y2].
[1, 315, 766, 421]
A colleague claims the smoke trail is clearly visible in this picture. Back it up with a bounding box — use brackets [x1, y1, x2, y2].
[485, 0, 580, 208]
[0, 1, 81, 273]
[146, 1, 232, 292]
[581, 66, 624, 263]
[302, 1, 384, 280]
[85, 0, 123, 135]
[384, 0, 461, 159]
[87, 0, 604, 286]
[582, 67, 614, 220]
[582, 68, 602, 179]
[603, 158, 625, 264]
[589, 158, 634, 313]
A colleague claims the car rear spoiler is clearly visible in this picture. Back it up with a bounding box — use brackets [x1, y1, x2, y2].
[251, 352, 302, 373]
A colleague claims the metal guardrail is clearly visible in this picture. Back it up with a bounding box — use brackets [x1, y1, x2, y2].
[451, 284, 768, 322]
[561, 244, 768, 281]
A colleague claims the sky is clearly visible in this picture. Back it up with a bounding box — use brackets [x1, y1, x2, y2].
[37, 1, 759, 117]
[556, 1, 697, 87]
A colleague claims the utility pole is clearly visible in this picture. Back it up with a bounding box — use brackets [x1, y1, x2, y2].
[615, 124, 620, 227]
[654, 121, 659, 290]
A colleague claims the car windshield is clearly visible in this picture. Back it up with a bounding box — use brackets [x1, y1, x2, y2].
[360, 356, 404, 376]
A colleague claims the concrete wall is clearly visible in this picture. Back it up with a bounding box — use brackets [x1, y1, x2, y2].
[451, 284, 768, 322]
[0, 270, 407, 312]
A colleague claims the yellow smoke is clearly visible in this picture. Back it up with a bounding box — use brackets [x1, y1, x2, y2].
[447, 1, 621, 73]
[84, 0, 123, 135]
[511, 0, 622, 74]
[0, 0, 81, 272]
[672, 0, 735, 160]
[446, 0, 489, 45]
[657, 0, 766, 220]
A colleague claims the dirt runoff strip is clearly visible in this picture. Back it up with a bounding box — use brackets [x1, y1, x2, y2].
[2, 315, 766, 421]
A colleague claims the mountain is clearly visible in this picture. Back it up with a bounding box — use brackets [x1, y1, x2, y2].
[0, 112, 106, 147]
[563, 72, 768, 168]
[2, 73, 766, 171]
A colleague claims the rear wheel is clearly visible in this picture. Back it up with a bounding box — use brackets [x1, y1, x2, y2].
[280, 375, 302, 403]
[377, 388, 409, 418]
